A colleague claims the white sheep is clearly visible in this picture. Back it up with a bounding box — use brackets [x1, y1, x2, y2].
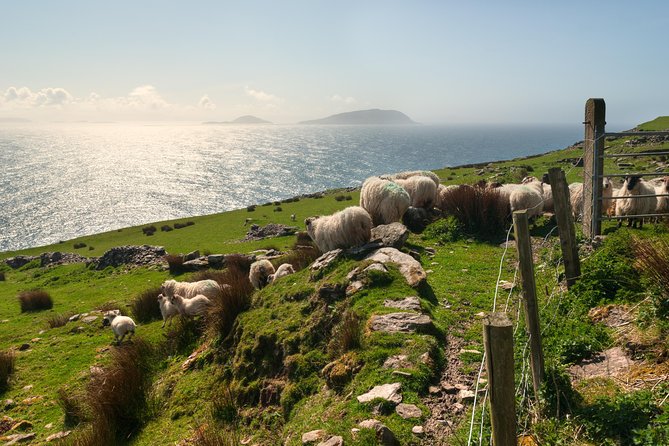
[169, 293, 211, 317]
[249, 259, 276, 289]
[160, 279, 222, 300]
[381, 170, 440, 188]
[157, 293, 179, 328]
[305, 206, 373, 253]
[570, 178, 614, 220]
[509, 185, 544, 218]
[522, 176, 554, 213]
[102, 310, 136, 345]
[290, 214, 296, 222]
[615, 176, 657, 228]
[359, 176, 411, 226]
[269, 263, 296, 283]
[435, 184, 460, 212]
[394, 176, 438, 209]
[654, 177, 669, 218]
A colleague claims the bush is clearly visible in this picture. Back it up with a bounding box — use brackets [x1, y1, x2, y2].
[165, 254, 185, 275]
[18, 289, 53, 312]
[632, 236, 669, 318]
[73, 242, 87, 249]
[274, 206, 283, 212]
[423, 216, 464, 244]
[160, 225, 173, 232]
[0, 349, 16, 391]
[142, 225, 157, 236]
[162, 317, 204, 356]
[334, 194, 352, 202]
[205, 265, 254, 342]
[439, 184, 508, 237]
[46, 312, 73, 329]
[130, 287, 162, 323]
[247, 205, 256, 212]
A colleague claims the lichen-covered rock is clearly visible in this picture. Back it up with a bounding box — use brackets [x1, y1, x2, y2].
[370, 222, 410, 249]
[356, 383, 402, 405]
[40, 252, 90, 267]
[364, 247, 426, 287]
[95, 245, 166, 270]
[369, 312, 433, 333]
[383, 296, 421, 311]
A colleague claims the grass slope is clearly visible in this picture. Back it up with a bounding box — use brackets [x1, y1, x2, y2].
[637, 116, 669, 131]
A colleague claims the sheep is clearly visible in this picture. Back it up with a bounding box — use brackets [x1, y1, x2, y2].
[654, 177, 669, 218]
[249, 259, 276, 289]
[570, 178, 614, 220]
[157, 293, 179, 328]
[394, 176, 438, 209]
[380, 170, 440, 188]
[615, 176, 657, 229]
[290, 213, 296, 222]
[305, 206, 372, 253]
[435, 184, 460, 212]
[269, 263, 296, 283]
[169, 293, 211, 317]
[102, 310, 136, 345]
[160, 279, 222, 300]
[359, 176, 411, 226]
[509, 185, 544, 218]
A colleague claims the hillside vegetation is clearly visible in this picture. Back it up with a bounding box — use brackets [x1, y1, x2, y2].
[637, 116, 669, 131]
[1, 132, 669, 445]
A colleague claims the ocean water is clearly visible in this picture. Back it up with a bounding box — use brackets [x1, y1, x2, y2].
[0, 122, 581, 252]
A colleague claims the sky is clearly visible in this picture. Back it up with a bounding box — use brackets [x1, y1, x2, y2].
[0, 0, 667, 126]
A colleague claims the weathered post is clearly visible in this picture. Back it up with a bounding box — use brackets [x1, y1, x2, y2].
[582, 98, 606, 238]
[512, 210, 545, 400]
[483, 312, 516, 446]
[548, 167, 581, 288]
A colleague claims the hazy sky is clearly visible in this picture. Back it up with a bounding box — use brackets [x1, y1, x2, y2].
[1, 0, 667, 125]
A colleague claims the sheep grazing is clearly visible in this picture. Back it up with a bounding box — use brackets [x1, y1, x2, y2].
[305, 206, 373, 253]
[435, 184, 460, 212]
[269, 263, 296, 284]
[509, 185, 544, 219]
[102, 310, 136, 345]
[359, 176, 411, 226]
[160, 279, 222, 300]
[654, 177, 669, 218]
[290, 213, 296, 222]
[380, 170, 440, 188]
[157, 293, 179, 328]
[169, 294, 211, 317]
[402, 206, 433, 234]
[249, 259, 276, 289]
[615, 176, 657, 228]
[394, 176, 438, 209]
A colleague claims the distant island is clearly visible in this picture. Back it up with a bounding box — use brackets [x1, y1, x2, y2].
[203, 115, 272, 125]
[299, 109, 417, 125]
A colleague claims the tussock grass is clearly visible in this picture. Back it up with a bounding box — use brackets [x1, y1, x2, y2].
[205, 265, 254, 342]
[0, 349, 16, 391]
[632, 236, 669, 317]
[327, 310, 362, 358]
[46, 312, 74, 329]
[439, 184, 508, 236]
[190, 423, 239, 446]
[18, 289, 53, 312]
[57, 386, 88, 427]
[130, 286, 162, 323]
[165, 254, 185, 275]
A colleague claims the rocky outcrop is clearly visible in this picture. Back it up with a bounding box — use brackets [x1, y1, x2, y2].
[368, 312, 433, 334]
[95, 245, 166, 270]
[243, 223, 298, 241]
[370, 223, 409, 249]
[40, 252, 90, 267]
[364, 248, 426, 287]
[4, 256, 36, 269]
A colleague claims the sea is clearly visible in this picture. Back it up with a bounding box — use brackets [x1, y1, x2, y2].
[1, 122, 585, 252]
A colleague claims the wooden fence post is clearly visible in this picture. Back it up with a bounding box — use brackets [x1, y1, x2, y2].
[484, 312, 516, 446]
[548, 167, 582, 288]
[583, 98, 606, 239]
[512, 210, 545, 400]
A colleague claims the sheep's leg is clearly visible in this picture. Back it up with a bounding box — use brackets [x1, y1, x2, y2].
[639, 218, 644, 229]
[162, 319, 166, 328]
[117, 333, 126, 345]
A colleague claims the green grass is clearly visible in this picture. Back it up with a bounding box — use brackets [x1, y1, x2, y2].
[637, 116, 669, 131]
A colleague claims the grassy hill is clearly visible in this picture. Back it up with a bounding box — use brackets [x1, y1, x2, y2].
[1, 132, 669, 445]
[637, 116, 669, 131]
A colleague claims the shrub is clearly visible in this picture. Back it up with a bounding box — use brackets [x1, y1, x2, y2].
[274, 206, 283, 212]
[130, 287, 162, 323]
[247, 205, 256, 212]
[334, 194, 352, 202]
[439, 184, 508, 237]
[223, 254, 254, 274]
[423, 216, 465, 244]
[142, 225, 157, 236]
[160, 225, 173, 232]
[327, 310, 362, 358]
[18, 289, 53, 312]
[632, 236, 669, 318]
[174, 222, 186, 229]
[205, 265, 254, 342]
[73, 242, 87, 249]
[187, 221, 195, 226]
[46, 312, 73, 329]
[165, 254, 185, 275]
[0, 349, 16, 391]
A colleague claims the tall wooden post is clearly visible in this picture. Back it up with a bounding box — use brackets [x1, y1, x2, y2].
[583, 98, 606, 239]
[548, 167, 581, 288]
[512, 210, 545, 400]
[484, 312, 516, 446]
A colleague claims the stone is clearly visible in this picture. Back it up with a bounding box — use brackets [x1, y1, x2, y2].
[68, 314, 81, 322]
[302, 430, 327, 444]
[44, 423, 53, 429]
[428, 386, 441, 395]
[363, 263, 388, 274]
[383, 354, 411, 369]
[22, 385, 33, 392]
[391, 371, 412, 377]
[82, 316, 98, 323]
[383, 296, 421, 311]
[46, 431, 71, 442]
[411, 426, 424, 436]
[356, 382, 402, 405]
[4, 433, 36, 445]
[369, 312, 433, 334]
[317, 436, 343, 446]
[21, 396, 42, 405]
[441, 383, 458, 394]
[345, 241, 384, 258]
[184, 250, 200, 261]
[40, 251, 89, 267]
[364, 247, 426, 287]
[10, 420, 32, 431]
[358, 419, 400, 446]
[460, 349, 482, 355]
[94, 245, 166, 270]
[243, 223, 298, 241]
[350, 428, 360, 438]
[18, 344, 30, 351]
[345, 281, 364, 296]
[310, 249, 343, 275]
[4, 399, 15, 410]
[4, 256, 37, 269]
[370, 222, 410, 249]
[182, 259, 209, 271]
[458, 389, 476, 401]
[420, 352, 432, 365]
[395, 403, 422, 419]
[207, 254, 225, 266]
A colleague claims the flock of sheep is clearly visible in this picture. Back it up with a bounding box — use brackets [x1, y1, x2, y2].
[102, 170, 669, 344]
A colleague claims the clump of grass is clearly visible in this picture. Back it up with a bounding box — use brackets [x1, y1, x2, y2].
[162, 317, 204, 356]
[211, 383, 239, 423]
[327, 310, 362, 358]
[142, 225, 157, 236]
[88, 246, 94, 251]
[632, 236, 669, 317]
[274, 206, 283, 212]
[0, 349, 16, 391]
[423, 215, 465, 244]
[18, 289, 53, 312]
[0, 271, 5, 281]
[439, 184, 508, 236]
[73, 242, 87, 249]
[223, 254, 254, 274]
[205, 264, 254, 342]
[96, 301, 124, 313]
[247, 205, 256, 212]
[190, 423, 238, 446]
[57, 386, 88, 427]
[46, 312, 74, 329]
[165, 254, 185, 275]
[130, 286, 162, 323]
[160, 225, 173, 232]
[334, 194, 353, 201]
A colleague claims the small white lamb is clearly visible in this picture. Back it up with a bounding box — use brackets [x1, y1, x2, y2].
[269, 263, 296, 284]
[170, 293, 211, 317]
[157, 293, 179, 328]
[102, 310, 136, 345]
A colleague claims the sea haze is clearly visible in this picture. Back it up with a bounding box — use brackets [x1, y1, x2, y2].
[0, 122, 581, 252]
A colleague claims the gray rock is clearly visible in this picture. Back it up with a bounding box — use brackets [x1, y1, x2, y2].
[383, 296, 421, 311]
[382, 354, 411, 369]
[369, 312, 433, 333]
[46, 431, 72, 442]
[411, 426, 424, 436]
[357, 382, 402, 405]
[370, 223, 409, 249]
[4, 256, 36, 269]
[182, 259, 210, 271]
[95, 245, 166, 270]
[395, 403, 422, 419]
[310, 249, 343, 274]
[317, 436, 344, 446]
[207, 254, 225, 266]
[40, 251, 89, 267]
[358, 419, 400, 446]
[68, 314, 81, 322]
[4, 433, 36, 445]
[184, 250, 200, 261]
[345, 281, 364, 296]
[82, 316, 98, 323]
[302, 429, 327, 444]
[458, 389, 476, 401]
[364, 247, 426, 287]
[243, 223, 298, 241]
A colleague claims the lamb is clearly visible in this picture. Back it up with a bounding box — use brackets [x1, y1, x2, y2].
[615, 176, 657, 228]
[359, 176, 411, 226]
[522, 176, 554, 213]
[305, 206, 373, 253]
[394, 176, 438, 209]
[157, 293, 179, 328]
[269, 263, 295, 283]
[102, 310, 136, 345]
[249, 259, 276, 289]
[380, 170, 440, 188]
[160, 279, 222, 300]
[169, 293, 211, 317]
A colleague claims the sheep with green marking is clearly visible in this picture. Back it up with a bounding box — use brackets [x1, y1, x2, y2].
[360, 176, 411, 226]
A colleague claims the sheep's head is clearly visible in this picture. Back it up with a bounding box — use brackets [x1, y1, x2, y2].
[624, 176, 641, 191]
[102, 309, 121, 326]
[160, 280, 176, 297]
[541, 173, 550, 185]
[402, 206, 432, 234]
[603, 177, 611, 190]
[304, 216, 319, 238]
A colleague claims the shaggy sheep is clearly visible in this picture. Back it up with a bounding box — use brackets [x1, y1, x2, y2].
[305, 206, 372, 253]
[359, 176, 411, 226]
[615, 176, 657, 228]
[509, 185, 544, 218]
[654, 177, 669, 217]
[249, 259, 276, 289]
[570, 178, 614, 220]
[169, 294, 211, 317]
[380, 170, 440, 188]
[102, 310, 136, 345]
[269, 263, 296, 283]
[435, 184, 460, 212]
[157, 293, 179, 328]
[394, 176, 438, 209]
[160, 279, 221, 300]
